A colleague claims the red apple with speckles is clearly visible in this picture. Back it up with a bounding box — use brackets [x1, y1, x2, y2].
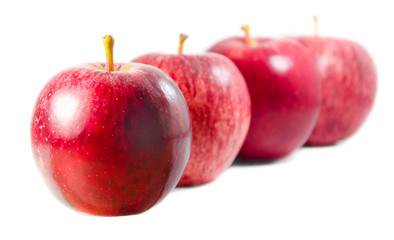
[133, 34, 251, 185]
[293, 17, 377, 145]
[31, 35, 191, 216]
[208, 25, 321, 160]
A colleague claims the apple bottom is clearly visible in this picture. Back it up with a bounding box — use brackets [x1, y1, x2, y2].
[37, 137, 189, 216]
[238, 108, 319, 160]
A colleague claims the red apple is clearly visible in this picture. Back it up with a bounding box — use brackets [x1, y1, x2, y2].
[293, 16, 377, 145]
[31, 35, 192, 216]
[133, 34, 251, 185]
[208, 25, 321, 160]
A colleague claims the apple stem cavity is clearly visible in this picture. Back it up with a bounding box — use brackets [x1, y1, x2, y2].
[102, 35, 115, 72]
[241, 24, 255, 47]
[178, 33, 189, 54]
[313, 15, 319, 36]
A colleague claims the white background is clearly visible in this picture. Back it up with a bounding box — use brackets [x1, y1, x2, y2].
[1, 0, 393, 239]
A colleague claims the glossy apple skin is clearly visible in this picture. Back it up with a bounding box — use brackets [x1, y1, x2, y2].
[294, 37, 377, 145]
[208, 37, 321, 160]
[133, 53, 251, 185]
[31, 63, 192, 216]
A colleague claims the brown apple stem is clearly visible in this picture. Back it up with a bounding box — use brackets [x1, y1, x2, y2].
[313, 15, 319, 36]
[241, 24, 255, 46]
[178, 33, 189, 54]
[102, 35, 115, 72]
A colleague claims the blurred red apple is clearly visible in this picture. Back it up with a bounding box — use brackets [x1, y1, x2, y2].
[208, 25, 321, 160]
[31, 35, 192, 216]
[294, 16, 377, 145]
[133, 34, 251, 185]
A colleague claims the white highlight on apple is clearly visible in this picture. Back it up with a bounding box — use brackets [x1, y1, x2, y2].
[49, 91, 85, 139]
[317, 54, 332, 76]
[211, 66, 231, 86]
[159, 80, 179, 101]
[52, 93, 79, 125]
[268, 55, 293, 74]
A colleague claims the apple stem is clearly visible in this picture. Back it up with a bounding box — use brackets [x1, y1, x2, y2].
[178, 33, 189, 54]
[241, 24, 255, 46]
[102, 35, 115, 72]
[313, 15, 319, 36]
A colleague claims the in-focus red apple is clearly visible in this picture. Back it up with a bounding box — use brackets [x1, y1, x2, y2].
[133, 34, 251, 185]
[31, 35, 192, 216]
[208, 25, 321, 160]
[293, 16, 377, 145]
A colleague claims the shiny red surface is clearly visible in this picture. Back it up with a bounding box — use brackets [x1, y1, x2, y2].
[209, 37, 321, 159]
[295, 37, 377, 145]
[31, 63, 191, 216]
[133, 53, 251, 185]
